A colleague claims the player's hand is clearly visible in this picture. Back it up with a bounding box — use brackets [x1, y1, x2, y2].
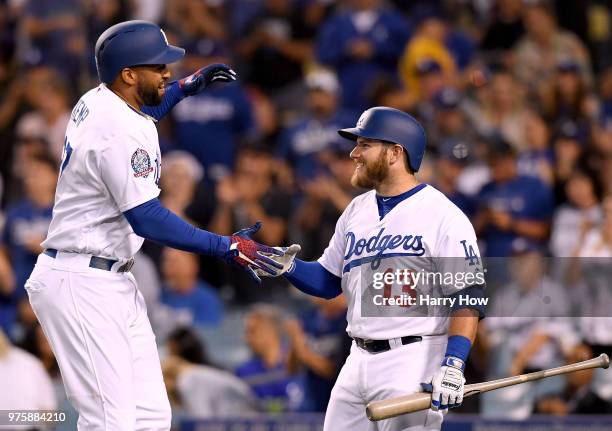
[223, 222, 284, 284]
[421, 356, 466, 411]
[178, 63, 237, 96]
[254, 244, 301, 278]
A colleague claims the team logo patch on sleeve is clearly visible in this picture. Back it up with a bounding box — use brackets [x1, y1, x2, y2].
[131, 148, 154, 178]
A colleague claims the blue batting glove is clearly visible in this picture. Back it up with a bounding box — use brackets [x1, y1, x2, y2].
[222, 222, 284, 284]
[178, 63, 237, 96]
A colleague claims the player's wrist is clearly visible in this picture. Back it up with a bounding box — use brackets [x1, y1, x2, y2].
[441, 355, 465, 372]
[445, 335, 471, 365]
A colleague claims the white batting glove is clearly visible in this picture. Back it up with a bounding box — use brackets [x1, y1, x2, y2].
[254, 244, 301, 277]
[422, 356, 465, 411]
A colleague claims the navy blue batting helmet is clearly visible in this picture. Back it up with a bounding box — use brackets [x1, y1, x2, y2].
[95, 20, 185, 84]
[338, 107, 427, 172]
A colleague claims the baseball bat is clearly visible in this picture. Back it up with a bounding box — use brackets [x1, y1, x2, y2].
[366, 353, 610, 421]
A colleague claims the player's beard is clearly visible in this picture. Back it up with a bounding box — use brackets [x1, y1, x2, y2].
[137, 79, 163, 106]
[351, 147, 389, 189]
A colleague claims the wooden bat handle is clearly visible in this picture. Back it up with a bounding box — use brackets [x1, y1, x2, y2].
[366, 354, 609, 421]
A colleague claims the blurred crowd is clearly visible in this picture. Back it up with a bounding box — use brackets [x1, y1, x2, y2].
[0, 0, 612, 425]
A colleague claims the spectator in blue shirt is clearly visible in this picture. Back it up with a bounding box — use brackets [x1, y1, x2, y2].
[160, 248, 224, 327]
[285, 294, 348, 412]
[235, 305, 298, 412]
[517, 110, 554, 187]
[20, 0, 86, 81]
[171, 38, 256, 183]
[276, 69, 357, 181]
[316, 0, 410, 114]
[475, 138, 553, 257]
[0, 152, 56, 334]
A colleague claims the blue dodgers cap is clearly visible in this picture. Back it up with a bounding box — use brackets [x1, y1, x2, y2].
[557, 58, 581, 74]
[416, 58, 442, 75]
[438, 138, 471, 164]
[182, 37, 229, 59]
[338, 107, 427, 172]
[555, 119, 588, 143]
[433, 87, 461, 110]
[95, 20, 185, 84]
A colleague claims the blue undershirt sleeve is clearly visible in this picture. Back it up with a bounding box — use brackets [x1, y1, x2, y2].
[123, 198, 229, 257]
[285, 259, 342, 299]
[141, 81, 186, 121]
[448, 284, 486, 319]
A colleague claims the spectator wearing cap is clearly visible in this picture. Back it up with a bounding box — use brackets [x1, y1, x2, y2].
[171, 38, 256, 184]
[552, 119, 588, 204]
[0, 153, 56, 335]
[517, 110, 554, 186]
[160, 247, 224, 327]
[426, 87, 479, 151]
[316, 0, 410, 114]
[432, 138, 475, 217]
[410, 59, 448, 117]
[399, 7, 475, 99]
[541, 59, 598, 126]
[276, 69, 356, 182]
[513, 2, 593, 91]
[474, 138, 553, 257]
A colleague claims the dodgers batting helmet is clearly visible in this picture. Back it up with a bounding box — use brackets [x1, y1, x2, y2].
[338, 107, 427, 172]
[95, 20, 185, 84]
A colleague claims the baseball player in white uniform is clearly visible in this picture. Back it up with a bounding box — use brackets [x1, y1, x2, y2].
[264, 107, 486, 430]
[24, 21, 283, 430]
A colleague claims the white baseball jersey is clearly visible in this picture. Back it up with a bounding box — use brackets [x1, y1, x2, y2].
[42, 84, 161, 260]
[319, 184, 483, 340]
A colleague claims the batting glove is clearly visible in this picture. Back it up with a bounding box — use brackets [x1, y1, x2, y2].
[254, 244, 301, 277]
[178, 63, 237, 96]
[421, 356, 466, 411]
[223, 222, 284, 284]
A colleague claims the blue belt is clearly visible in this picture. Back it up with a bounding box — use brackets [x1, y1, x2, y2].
[43, 249, 133, 272]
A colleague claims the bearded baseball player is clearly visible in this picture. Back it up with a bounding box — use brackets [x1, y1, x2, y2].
[265, 107, 486, 430]
[25, 21, 284, 430]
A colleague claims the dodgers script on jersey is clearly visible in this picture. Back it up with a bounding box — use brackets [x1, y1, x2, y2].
[42, 84, 161, 260]
[318, 184, 483, 340]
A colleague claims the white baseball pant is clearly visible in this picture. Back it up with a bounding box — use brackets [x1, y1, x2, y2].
[324, 336, 447, 431]
[25, 252, 171, 431]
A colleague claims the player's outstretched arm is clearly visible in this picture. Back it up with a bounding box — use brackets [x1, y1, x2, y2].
[256, 251, 342, 299]
[123, 197, 281, 283]
[141, 63, 237, 120]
